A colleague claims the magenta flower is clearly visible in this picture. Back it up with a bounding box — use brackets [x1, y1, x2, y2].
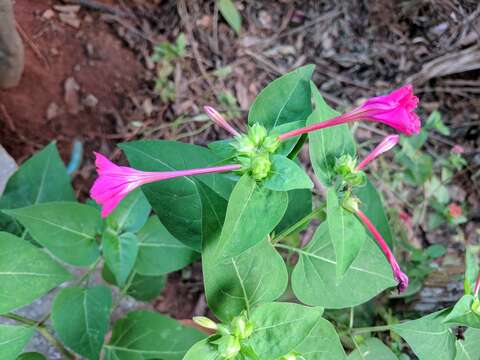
[204, 106, 240, 136]
[356, 135, 399, 171]
[90, 152, 240, 217]
[278, 85, 420, 140]
[356, 209, 409, 293]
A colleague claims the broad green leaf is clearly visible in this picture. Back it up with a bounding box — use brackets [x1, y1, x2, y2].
[263, 155, 313, 192]
[183, 338, 218, 360]
[443, 295, 480, 328]
[455, 328, 480, 360]
[348, 338, 398, 360]
[327, 188, 366, 280]
[392, 310, 456, 360]
[103, 232, 139, 286]
[0, 142, 75, 234]
[135, 216, 198, 276]
[0, 324, 34, 359]
[296, 318, 347, 359]
[52, 286, 112, 360]
[102, 265, 166, 301]
[291, 222, 396, 308]
[121, 140, 235, 251]
[248, 65, 314, 130]
[0, 232, 72, 313]
[248, 302, 323, 360]
[308, 82, 355, 186]
[214, 175, 288, 258]
[218, 0, 242, 34]
[275, 188, 312, 234]
[354, 178, 393, 247]
[4, 202, 101, 266]
[207, 139, 236, 161]
[16, 353, 47, 360]
[203, 239, 288, 321]
[197, 181, 229, 246]
[104, 311, 205, 360]
[106, 188, 151, 233]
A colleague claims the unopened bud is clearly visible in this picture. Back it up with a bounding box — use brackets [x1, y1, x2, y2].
[343, 196, 360, 213]
[218, 335, 241, 359]
[262, 135, 280, 153]
[335, 154, 357, 177]
[231, 315, 254, 339]
[192, 316, 217, 330]
[251, 154, 271, 180]
[472, 298, 480, 315]
[249, 124, 268, 146]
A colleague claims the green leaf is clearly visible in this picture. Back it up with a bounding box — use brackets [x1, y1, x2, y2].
[455, 328, 480, 360]
[0, 324, 34, 360]
[291, 222, 396, 308]
[327, 188, 366, 280]
[248, 302, 323, 360]
[275, 188, 312, 234]
[425, 110, 450, 136]
[52, 285, 112, 360]
[207, 139, 236, 161]
[270, 120, 306, 157]
[214, 175, 288, 258]
[16, 352, 47, 360]
[218, 0, 242, 34]
[348, 338, 398, 360]
[308, 83, 355, 186]
[102, 265, 166, 301]
[135, 216, 198, 276]
[248, 65, 314, 130]
[103, 232, 139, 286]
[443, 295, 480, 328]
[0, 232, 72, 313]
[0, 142, 75, 234]
[203, 239, 288, 321]
[121, 140, 235, 251]
[354, 178, 393, 247]
[3, 202, 101, 267]
[392, 310, 456, 360]
[464, 246, 478, 294]
[106, 188, 151, 233]
[296, 318, 347, 359]
[263, 155, 313, 192]
[104, 311, 205, 360]
[183, 338, 218, 360]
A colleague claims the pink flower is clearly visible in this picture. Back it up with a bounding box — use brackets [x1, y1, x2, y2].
[448, 203, 462, 218]
[356, 135, 399, 170]
[356, 209, 409, 293]
[90, 152, 240, 217]
[452, 145, 464, 154]
[204, 106, 240, 136]
[278, 85, 420, 140]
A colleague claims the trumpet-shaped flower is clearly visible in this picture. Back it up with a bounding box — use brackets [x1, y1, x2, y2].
[204, 106, 240, 136]
[356, 135, 399, 170]
[356, 209, 409, 293]
[90, 152, 240, 217]
[279, 85, 420, 140]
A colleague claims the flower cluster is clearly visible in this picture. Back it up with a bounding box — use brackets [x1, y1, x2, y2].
[90, 85, 419, 293]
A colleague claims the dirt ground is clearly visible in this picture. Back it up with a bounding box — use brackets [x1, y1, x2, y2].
[1, 0, 479, 320]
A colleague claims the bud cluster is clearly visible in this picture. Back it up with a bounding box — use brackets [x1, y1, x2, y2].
[193, 311, 254, 359]
[334, 154, 366, 187]
[233, 124, 280, 181]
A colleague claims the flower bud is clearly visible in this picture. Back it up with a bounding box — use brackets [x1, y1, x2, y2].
[335, 154, 357, 177]
[279, 351, 304, 360]
[262, 135, 280, 153]
[192, 316, 218, 330]
[251, 154, 271, 180]
[231, 314, 254, 339]
[248, 123, 268, 146]
[234, 135, 256, 156]
[343, 195, 361, 213]
[218, 335, 241, 359]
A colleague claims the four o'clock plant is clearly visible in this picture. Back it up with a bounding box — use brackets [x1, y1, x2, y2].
[0, 65, 477, 360]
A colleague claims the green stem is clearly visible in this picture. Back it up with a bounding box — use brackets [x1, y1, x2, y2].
[272, 206, 325, 244]
[1, 313, 76, 359]
[351, 324, 391, 334]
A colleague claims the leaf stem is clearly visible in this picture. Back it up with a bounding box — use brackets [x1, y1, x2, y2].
[271, 206, 325, 244]
[351, 324, 391, 334]
[1, 313, 76, 359]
